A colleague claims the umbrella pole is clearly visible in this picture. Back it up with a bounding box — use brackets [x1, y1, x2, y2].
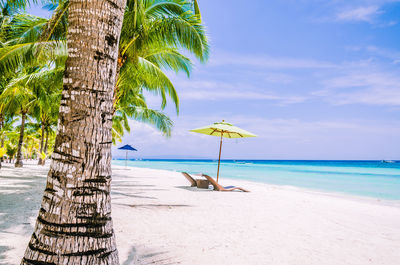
[125, 151, 128, 168]
[217, 133, 223, 183]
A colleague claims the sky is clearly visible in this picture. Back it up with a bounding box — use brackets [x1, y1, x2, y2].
[27, 0, 400, 160]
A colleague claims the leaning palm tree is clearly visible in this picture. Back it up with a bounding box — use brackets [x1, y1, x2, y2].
[21, 0, 127, 263]
[6, 0, 207, 263]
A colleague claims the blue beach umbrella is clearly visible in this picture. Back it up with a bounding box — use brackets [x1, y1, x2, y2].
[118, 144, 137, 167]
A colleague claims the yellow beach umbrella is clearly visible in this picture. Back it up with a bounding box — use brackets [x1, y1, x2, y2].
[190, 120, 257, 182]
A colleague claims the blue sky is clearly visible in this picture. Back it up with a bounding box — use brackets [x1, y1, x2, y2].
[27, 0, 400, 160]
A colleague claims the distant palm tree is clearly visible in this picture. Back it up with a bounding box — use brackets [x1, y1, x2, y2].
[0, 116, 17, 147]
[23, 124, 40, 159]
[0, 70, 37, 167]
[29, 65, 63, 164]
[0, 116, 17, 167]
[5, 142, 17, 163]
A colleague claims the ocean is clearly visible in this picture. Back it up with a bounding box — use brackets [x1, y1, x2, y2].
[112, 160, 400, 200]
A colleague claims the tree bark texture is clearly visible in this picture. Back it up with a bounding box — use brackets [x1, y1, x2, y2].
[15, 111, 26, 168]
[21, 0, 126, 264]
[38, 124, 45, 165]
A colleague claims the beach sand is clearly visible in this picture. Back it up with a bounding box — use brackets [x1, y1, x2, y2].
[1, 161, 400, 265]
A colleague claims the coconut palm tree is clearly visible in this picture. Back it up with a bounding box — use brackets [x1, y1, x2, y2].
[0, 62, 63, 167]
[41, 120, 57, 163]
[0, 115, 17, 147]
[29, 65, 63, 164]
[0, 115, 17, 167]
[0, 70, 37, 167]
[0, 0, 207, 262]
[21, 0, 127, 262]
[3, 120, 19, 163]
[5, 142, 17, 163]
[23, 123, 40, 159]
[0, 0, 208, 139]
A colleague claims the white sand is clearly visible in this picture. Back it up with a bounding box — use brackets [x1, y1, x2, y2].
[1, 162, 400, 265]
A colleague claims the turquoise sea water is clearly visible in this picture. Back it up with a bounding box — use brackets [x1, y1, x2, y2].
[112, 160, 400, 200]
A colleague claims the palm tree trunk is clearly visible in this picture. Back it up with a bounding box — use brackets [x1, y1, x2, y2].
[40, 129, 49, 166]
[38, 124, 45, 165]
[0, 117, 3, 167]
[15, 111, 26, 168]
[21, 0, 127, 264]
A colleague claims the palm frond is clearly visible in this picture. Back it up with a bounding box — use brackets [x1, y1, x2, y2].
[6, 14, 48, 44]
[144, 47, 192, 76]
[0, 40, 66, 73]
[144, 0, 186, 19]
[137, 56, 179, 111]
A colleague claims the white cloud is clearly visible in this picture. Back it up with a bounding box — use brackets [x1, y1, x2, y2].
[180, 89, 307, 104]
[366, 45, 400, 63]
[224, 116, 400, 140]
[318, 71, 400, 106]
[114, 116, 400, 159]
[209, 53, 336, 69]
[264, 73, 294, 84]
[173, 51, 400, 107]
[336, 6, 381, 22]
[173, 80, 308, 104]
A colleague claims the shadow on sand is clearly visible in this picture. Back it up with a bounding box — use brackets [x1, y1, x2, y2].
[122, 246, 177, 265]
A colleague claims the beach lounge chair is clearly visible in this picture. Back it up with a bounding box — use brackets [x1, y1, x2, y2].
[182, 172, 212, 189]
[202, 174, 249, 192]
[182, 172, 198, 187]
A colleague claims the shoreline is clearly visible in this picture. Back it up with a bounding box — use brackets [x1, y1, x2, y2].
[111, 159, 400, 202]
[1, 161, 400, 264]
[113, 163, 400, 208]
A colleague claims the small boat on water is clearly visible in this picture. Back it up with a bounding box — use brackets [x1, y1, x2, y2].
[381, 160, 395, 163]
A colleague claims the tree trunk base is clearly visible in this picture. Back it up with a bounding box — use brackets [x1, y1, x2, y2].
[38, 158, 43, 165]
[15, 161, 23, 167]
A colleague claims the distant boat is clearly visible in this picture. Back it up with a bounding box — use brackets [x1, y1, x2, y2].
[381, 160, 395, 163]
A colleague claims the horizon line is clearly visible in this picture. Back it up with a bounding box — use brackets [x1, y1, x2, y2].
[112, 158, 399, 161]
